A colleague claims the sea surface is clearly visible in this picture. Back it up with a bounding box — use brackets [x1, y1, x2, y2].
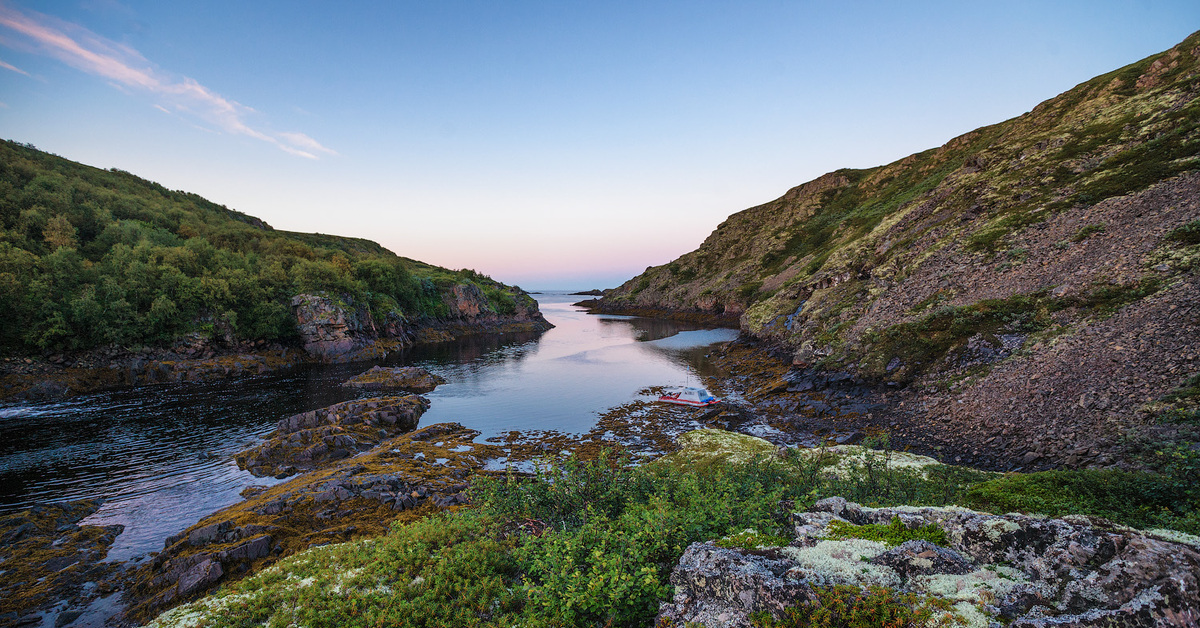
[0, 292, 737, 560]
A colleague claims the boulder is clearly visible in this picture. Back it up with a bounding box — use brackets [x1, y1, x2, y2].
[342, 366, 446, 393]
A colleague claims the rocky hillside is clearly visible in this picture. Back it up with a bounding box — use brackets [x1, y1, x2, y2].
[598, 31, 1200, 467]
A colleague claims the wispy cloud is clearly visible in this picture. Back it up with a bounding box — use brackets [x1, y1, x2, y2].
[0, 1, 334, 158]
[0, 58, 29, 75]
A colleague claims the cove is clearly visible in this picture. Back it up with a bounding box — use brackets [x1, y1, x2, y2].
[0, 292, 737, 561]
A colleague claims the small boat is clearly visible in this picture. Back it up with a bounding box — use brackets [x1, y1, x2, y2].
[657, 386, 719, 407]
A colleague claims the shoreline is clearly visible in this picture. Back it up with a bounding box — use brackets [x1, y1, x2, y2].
[0, 319, 552, 403]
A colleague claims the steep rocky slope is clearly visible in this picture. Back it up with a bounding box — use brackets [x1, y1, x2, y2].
[598, 31, 1200, 467]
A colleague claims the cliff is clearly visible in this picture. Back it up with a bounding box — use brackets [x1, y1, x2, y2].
[597, 30, 1200, 469]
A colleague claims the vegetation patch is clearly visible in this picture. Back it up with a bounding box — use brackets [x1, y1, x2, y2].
[1071, 223, 1107, 242]
[824, 516, 949, 548]
[963, 467, 1200, 534]
[1165, 218, 1200, 245]
[715, 529, 792, 550]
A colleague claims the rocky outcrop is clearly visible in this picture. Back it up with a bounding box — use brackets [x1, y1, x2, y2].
[235, 395, 430, 477]
[658, 498, 1200, 627]
[291, 293, 412, 363]
[0, 501, 125, 627]
[342, 365, 446, 393]
[127, 422, 500, 623]
[424, 283, 553, 338]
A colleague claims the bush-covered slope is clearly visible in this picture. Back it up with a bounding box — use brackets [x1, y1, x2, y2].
[0, 140, 533, 354]
[598, 31, 1200, 467]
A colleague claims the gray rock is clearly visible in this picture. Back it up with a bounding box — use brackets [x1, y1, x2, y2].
[658, 499, 1200, 627]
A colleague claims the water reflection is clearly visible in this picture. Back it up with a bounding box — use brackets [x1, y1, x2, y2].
[0, 292, 737, 559]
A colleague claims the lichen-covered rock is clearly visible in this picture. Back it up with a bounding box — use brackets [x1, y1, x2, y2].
[235, 395, 430, 477]
[342, 365, 446, 393]
[657, 499, 1200, 627]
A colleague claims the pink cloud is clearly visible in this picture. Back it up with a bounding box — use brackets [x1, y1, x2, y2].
[0, 2, 334, 158]
[0, 57, 29, 75]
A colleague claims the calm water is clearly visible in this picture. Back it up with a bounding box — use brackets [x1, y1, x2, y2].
[0, 293, 737, 560]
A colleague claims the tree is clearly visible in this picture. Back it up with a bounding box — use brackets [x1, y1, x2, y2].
[43, 215, 78, 250]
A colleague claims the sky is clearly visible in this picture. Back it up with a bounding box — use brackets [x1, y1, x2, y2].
[1, 2, 1197, 290]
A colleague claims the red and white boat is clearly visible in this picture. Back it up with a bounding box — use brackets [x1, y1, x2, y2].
[657, 387, 720, 407]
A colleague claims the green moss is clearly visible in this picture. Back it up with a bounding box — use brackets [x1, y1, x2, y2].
[715, 530, 792, 550]
[824, 516, 949, 548]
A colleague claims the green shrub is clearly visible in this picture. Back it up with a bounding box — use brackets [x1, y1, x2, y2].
[1166, 219, 1200, 245]
[1071, 223, 1106, 242]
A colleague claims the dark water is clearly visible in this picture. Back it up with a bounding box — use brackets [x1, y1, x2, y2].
[0, 293, 737, 560]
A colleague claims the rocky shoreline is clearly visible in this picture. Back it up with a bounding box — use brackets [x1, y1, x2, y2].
[1, 337, 1197, 626]
[0, 288, 552, 403]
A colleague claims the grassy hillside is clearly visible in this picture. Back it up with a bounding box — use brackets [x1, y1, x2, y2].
[603, 31, 1200, 378]
[0, 140, 525, 354]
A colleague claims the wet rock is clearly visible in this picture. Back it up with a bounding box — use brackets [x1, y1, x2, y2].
[0, 501, 125, 624]
[658, 499, 1200, 627]
[128, 422, 502, 623]
[343, 365, 446, 393]
[236, 395, 430, 477]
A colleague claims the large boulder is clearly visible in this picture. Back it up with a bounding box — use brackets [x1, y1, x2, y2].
[236, 395, 430, 477]
[658, 498, 1200, 627]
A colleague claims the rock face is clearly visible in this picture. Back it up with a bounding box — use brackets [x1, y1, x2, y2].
[422, 283, 554, 340]
[0, 501, 125, 626]
[342, 365, 446, 393]
[235, 395, 430, 477]
[291, 293, 412, 363]
[658, 498, 1200, 627]
[594, 32, 1200, 468]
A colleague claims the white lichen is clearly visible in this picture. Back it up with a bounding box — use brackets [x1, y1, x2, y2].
[980, 519, 1021, 541]
[910, 565, 1028, 603]
[780, 539, 900, 588]
[1145, 527, 1200, 548]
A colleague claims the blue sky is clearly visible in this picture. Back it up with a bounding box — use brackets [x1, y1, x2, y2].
[1, 1, 1197, 289]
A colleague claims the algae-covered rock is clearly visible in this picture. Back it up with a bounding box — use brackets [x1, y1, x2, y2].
[128, 422, 499, 623]
[658, 499, 1200, 627]
[235, 395, 430, 477]
[342, 365, 446, 393]
[0, 500, 125, 625]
